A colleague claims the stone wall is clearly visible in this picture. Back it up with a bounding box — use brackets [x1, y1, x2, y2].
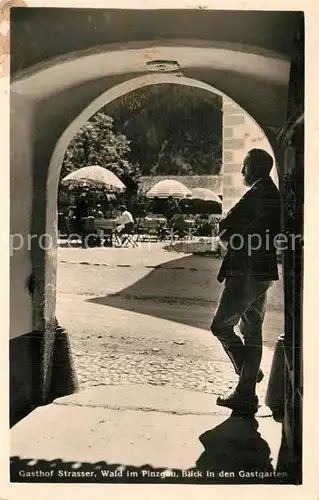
[222, 97, 279, 214]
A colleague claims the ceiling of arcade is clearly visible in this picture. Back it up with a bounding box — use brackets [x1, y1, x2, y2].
[10, 9, 302, 136]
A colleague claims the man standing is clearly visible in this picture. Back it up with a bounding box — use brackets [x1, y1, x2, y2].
[75, 193, 90, 248]
[211, 148, 281, 414]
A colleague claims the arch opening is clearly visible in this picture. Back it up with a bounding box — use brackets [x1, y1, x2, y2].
[48, 74, 279, 317]
[48, 73, 278, 229]
[47, 74, 282, 397]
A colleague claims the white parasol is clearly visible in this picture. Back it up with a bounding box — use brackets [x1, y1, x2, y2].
[61, 165, 126, 193]
[146, 179, 192, 199]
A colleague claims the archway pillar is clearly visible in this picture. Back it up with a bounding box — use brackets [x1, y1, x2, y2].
[222, 97, 246, 214]
[222, 97, 282, 214]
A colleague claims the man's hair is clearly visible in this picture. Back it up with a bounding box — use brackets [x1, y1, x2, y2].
[119, 205, 127, 211]
[247, 148, 274, 177]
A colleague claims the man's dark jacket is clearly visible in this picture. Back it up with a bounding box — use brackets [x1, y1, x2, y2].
[75, 198, 89, 219]
[217, 176, 281, 283]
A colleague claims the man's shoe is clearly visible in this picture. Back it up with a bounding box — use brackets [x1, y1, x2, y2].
[216, 389, 259, 414]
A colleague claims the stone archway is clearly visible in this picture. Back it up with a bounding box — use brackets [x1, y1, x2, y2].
[11, 38, 288, 342]
[30, 72, 280, 410]
[8, 9, 304, 481]
[46, 73, 278, 333]
[10, 39, 290, 424]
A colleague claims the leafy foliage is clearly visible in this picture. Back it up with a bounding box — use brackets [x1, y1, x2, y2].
[61, 112, 141, 191]
[103, 83, 223, 176]
[58, 84, 223, 213]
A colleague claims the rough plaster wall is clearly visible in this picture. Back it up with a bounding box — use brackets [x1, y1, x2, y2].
[10, 93, 34, 339]
[31, 74, 144, 331]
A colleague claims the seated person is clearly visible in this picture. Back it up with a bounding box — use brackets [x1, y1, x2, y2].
[104, 208, 114, 219]
[115, 205, 135, 238]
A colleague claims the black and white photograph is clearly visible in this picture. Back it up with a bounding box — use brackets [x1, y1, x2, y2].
[3, 1, 314, 493]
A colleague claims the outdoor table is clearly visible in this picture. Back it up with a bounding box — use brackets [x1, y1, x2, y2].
[145, 216, 167, 222]
[168, 216, 197, 240]
[94, 218, 137, 247]
[139, 216, 168, 241]
[184, 218, 197, 237]
[93, 218, 118, 246]
[144, 216, 167, 227]
[94, 218, 118, 230]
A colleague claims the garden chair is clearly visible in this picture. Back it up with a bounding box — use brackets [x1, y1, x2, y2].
[135, 218, 148, 242]
[116, 221, 138, 248]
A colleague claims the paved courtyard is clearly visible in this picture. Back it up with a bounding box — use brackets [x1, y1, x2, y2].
[10, 242, 287, 485]
[56, 242, 284, 404]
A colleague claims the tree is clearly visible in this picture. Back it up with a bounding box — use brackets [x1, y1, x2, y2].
[104, 84, 223, 175]
[60, 112, 141, 193]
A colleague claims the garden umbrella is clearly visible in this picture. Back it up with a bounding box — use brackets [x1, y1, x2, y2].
[146, 179, 192, 199]
[61, 165, 126, 193]
[191, 188, 222, 204]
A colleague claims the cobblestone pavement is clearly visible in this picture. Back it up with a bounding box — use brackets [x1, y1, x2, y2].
[61, 296, 273, 405]
[70, 345, 271, 402]
[72, 351, 237, 394]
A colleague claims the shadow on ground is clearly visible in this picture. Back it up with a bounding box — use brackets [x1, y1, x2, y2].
[197, 415, 272, 475]
[88, 293, 213, 331]
[87, 253, 221, 331]
[86, 254, 283, 345]
[10, 414, 292, 484]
